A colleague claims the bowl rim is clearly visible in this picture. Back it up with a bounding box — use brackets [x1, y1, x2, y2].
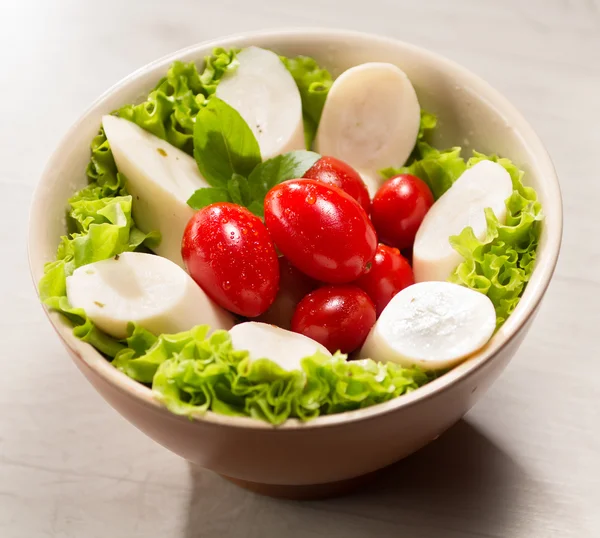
[28, 27, 563, 431]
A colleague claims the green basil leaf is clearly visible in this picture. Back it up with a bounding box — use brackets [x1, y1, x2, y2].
[247, 150, 320, 201]
[187, 187, 231, 210]
[193, 97, 261, 187]
[227, 173, 252, 206]
[247, 200, 264, 217]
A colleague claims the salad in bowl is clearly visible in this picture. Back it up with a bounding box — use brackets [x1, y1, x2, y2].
[37, 43, 544, 428]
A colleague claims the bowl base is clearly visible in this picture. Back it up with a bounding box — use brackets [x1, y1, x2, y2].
[220, 468, 385, 500]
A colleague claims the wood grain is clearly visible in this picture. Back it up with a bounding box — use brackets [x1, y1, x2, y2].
[1, 0, 599, 536]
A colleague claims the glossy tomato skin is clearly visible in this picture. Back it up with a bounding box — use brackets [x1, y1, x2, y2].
[291, 286, 376, 354]
[264, 179, 377, 284]
[355, 244, 414, 316]
[181, 203, 279, 317]
[371, 174, 434, 249]
[256, 257, 319, 329]
[303, 156, 371, 214]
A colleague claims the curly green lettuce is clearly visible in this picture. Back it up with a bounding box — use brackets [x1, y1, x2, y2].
[41, 49, 238, 334]
[39, 194, 159, 302]
[449, 153, 543, 327]
[280, 55, 333, 148]
[381, 112, 542, 328]
[38, 189, 160, 355]
[86, 48, 239, 193]
[380, 111, 469, 200]
[117, 49, 238, 155]
[109, 325, 432, 425]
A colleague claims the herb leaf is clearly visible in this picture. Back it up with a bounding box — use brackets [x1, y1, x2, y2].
[187, 187, 231, 210]
[187, 150, 320, 215]
[193, 97, 262, 187]
[247, 150, 321, 202]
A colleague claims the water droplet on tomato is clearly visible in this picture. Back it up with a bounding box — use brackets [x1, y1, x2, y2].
[223, 281, 231, 290]
[306, 193, 316, 205]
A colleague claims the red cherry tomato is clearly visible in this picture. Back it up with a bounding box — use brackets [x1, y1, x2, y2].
[257, 257, 319, 330]
[371, 174, 434, 249]
[291, 286, 376, 354]
[264, 179, 377, 284]
[355, 244, 414, 316]
[303, 156, 371, 214]
[181, 203, 279, 317]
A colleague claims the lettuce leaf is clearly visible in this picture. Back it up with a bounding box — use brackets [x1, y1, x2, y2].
[416, 109, 438, 144]
[383, 131, 543, 328]
[43, 296, 126, 357]
[39, 185, 160, 355]
[85, 48, 238, 192]
[379, 110, 468, 200]
[141, 327, 433, 425]
[40, 193, 159, 300]
[281, 55, 333, 149]
[381, 142, 467, 200]
[41, 49, 238, 358]
[117, 49, 238, 156]
[448, 153, 543, 327]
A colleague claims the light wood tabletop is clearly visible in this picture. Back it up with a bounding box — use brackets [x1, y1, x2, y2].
[1, 0, 599, 536]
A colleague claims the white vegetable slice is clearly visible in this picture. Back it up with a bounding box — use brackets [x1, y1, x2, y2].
[315, 62, 420, 196]
[66, 252, 234, 339]
[413, 160, 514, 282]
[102, 115, 209, 268]
[215, 47, 305, 159]
[228, 322, 331, 372]
[359, 282, 496, 370]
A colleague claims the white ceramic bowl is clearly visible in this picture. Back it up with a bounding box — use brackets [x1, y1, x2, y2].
[29, 28, 562, 499]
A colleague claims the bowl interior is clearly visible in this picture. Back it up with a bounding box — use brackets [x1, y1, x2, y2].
[29, 28, 562, 429]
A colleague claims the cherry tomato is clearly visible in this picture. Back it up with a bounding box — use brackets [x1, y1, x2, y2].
[181, 203, 279, 317]
[291, 286, 376, 354]
[355, 244, 414, 316]
[257, 257, 319, 329]
[371, 174, 434, 249]
[264, 179, 377, 283]
[303, 156, 371, 214]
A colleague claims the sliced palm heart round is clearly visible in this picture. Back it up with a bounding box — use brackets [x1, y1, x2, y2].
[359, 282, 496, 370]
[216, 46, 305, 159]
[413, 160, 513, 283]
[66, 252, 234, 339]
[102, 115, 210, 268]
[228, 322, 332, 372]
[315, 62, 421, 196]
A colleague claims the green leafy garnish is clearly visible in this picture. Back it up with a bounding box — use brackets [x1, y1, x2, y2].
[85, 48, 238, 191]
[110, 325, 433, 425]
[187, 149, 320, 215]
[381, 143, 467, 200]
[192, 97, 262, 186]
[281, 55, 333, 148]
[416, 109, 438, 142]
[186, 187, 231, 210]
[449, 153, 543, 327]
[117, 50, 238, 155]
[380, 110, 542, 328]
[246, 151, 320, 215]
[39, 187, 160, 355]
[39, 193, 159, 303]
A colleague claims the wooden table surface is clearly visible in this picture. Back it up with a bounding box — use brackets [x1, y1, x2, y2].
[1, 0, 599, 536]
